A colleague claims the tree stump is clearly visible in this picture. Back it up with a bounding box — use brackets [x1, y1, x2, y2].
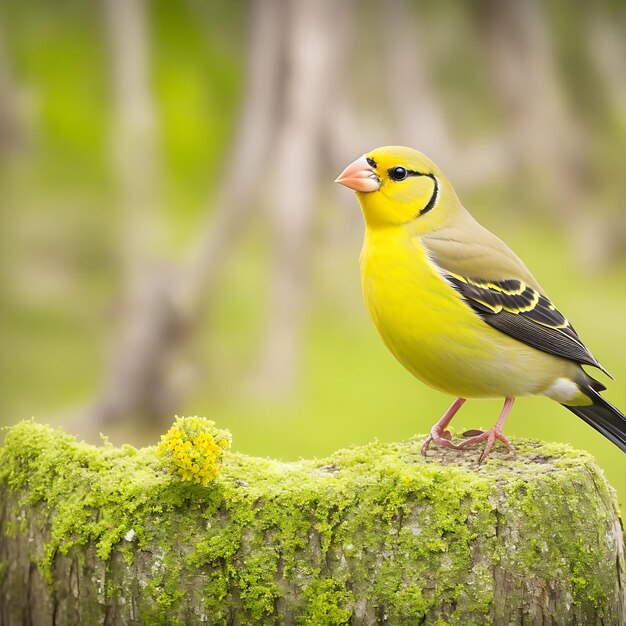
[0, 421, 624, 625]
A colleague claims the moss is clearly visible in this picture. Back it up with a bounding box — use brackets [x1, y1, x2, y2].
[498, 466, 618, 609]
[0, 421, 622, 624]
[300, 577, 354, 625]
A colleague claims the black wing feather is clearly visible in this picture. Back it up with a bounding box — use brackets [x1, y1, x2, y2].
[446, 274, 610, 377]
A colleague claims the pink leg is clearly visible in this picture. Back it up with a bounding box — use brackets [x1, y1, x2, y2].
[458, 397, 516, 463]
[421, 397, 466, 455]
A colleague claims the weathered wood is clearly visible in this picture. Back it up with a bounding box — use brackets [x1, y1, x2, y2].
[0, 421, 624, 625]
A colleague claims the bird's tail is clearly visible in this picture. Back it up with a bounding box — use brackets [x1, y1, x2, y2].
[563, 387, 626, 453]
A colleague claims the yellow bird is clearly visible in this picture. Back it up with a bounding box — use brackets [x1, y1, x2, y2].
[336, 145, 625, 462]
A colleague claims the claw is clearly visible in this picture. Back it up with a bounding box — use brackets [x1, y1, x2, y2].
[420, 397, 518, 462]
[458, 428, 516, 463]
[421, 398, 466, 456]
[421, 432, 460, 455]
[457, 398, 516, 463]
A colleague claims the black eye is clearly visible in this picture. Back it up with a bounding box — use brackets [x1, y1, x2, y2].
[389, 166, 408, 181]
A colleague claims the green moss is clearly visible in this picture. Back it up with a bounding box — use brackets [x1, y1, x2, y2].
[300, 577, 353, 625]
[0, 421, 622, 624]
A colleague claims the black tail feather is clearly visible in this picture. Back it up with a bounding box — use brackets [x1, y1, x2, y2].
[563, 390, 626, 453]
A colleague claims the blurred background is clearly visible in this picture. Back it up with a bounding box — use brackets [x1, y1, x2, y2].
[1, 0, 626, 502]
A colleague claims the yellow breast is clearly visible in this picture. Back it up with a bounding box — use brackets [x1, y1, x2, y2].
[360, 227, 568, 399]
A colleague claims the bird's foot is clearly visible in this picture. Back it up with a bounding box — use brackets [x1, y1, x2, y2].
[459, 428, 515, 463]
[421, 428, 461, 455]
[421, 397, 467, 456]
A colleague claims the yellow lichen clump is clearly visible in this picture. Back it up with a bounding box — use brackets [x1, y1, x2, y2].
[157, 416, 231, 485]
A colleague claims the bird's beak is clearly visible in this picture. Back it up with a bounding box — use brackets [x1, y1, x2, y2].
[335, 156, 381, 192]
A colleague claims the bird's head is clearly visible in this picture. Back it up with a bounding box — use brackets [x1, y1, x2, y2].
[336, 146, 459, 232]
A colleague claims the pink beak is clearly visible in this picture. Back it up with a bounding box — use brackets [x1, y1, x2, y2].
[335, 156, 381, 192]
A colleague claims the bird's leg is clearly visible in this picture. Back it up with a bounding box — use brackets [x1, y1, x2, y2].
[458, 397, 516, 463]
[421, 397, 466, 455]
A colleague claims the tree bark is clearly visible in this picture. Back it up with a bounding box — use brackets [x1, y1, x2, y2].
[1, 421, 624, 625]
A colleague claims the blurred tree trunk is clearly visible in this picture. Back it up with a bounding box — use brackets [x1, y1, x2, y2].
[473, 0, 608, 269]
[587, 9, 626, 264]
[181, 0, 283, 313]
[382, 0, 452, 159]
[0, 4, 22, 156]
[473, 0, 577, 179]
[380, 0, 511, 186]
[90, 0, 175, 428]
[589, 11, 626, 124]
[97, 0, 168, 425]
[254, 0, 352, 393]
[83, 0, 285, 431]
[104, 0, 162, 286]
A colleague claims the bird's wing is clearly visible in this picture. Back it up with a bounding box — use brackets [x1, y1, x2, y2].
[445, 273, 611, 377]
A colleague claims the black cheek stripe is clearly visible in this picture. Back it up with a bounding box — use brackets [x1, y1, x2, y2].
[420, 174, 438, 214]
[417, 173, 439, 215]
[391, 169, 439, 218]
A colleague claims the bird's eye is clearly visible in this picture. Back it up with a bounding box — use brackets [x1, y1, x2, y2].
[389, 166, 408, 181]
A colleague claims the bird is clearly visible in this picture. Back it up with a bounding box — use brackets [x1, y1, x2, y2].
[335, 145, 626, 462]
